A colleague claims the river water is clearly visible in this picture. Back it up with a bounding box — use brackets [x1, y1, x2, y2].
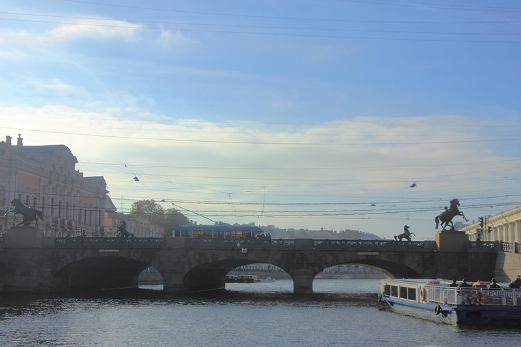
[0, 279, 520, 347]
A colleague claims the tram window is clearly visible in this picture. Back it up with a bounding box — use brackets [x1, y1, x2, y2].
[390, 285, 398, 297]
[407, 288, 416, 300]
[193, 229, 212, 238]
[400, 287, 408, 299]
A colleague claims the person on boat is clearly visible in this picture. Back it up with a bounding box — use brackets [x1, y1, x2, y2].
[449, 279, 458, 287]
[458, 278, 472, 288]
[508, 275, 521, 288]
[489, 278, 501, 290]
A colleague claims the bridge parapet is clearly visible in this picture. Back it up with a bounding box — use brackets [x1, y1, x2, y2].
[495, 241, 521, 254]
[184, 237, 295, 249]
[54, 237, 166, 248]
[468, 241, 498, 252]
[312, 239, 429, 251]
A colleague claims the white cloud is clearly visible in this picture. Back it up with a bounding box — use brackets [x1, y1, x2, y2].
[28, 78, 79, 93]
[157, 29, 198, 48]
[0, 19, 142, 46]
[0, 105, 519, 238]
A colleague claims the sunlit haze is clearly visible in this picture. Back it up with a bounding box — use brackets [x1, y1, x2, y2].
[1, 0, 520, 240]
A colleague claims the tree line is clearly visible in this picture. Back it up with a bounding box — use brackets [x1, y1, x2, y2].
[129, 199, 190, 232]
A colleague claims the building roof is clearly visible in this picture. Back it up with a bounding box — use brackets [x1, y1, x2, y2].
[11, 145, 78, 163]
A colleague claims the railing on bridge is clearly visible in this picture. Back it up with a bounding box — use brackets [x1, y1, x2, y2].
[55, 237, 166, 248]
[47, 237, 504, 252]
[184, 238, 426, 250]
[468, 241, 498, 251]
[499, 241, 521, 253]
[184, 237, 295, 249]
[501, 242, 513, 252]
[312, 239, 425, 250]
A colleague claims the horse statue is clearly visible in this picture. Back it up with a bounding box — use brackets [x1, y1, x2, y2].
[435, 198, 468, 231]
[115, 220, 134, 238]
[394, 225, 414, 241]
[4, 198, 44, 228]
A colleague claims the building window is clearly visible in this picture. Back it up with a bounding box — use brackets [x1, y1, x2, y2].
[33, 197, 37, 209]
[58, 200, 62, 218]
[42, 196, 46, 215]
[51, 198, 54, 217]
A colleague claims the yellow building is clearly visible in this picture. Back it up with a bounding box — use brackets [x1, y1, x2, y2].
[461, 206, 521, 244]
[0, 134, 116, 237]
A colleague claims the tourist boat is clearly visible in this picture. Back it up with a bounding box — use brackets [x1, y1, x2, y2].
[225, 275, 238, 283]
[379, 278, 521, 326]
[236, 275, 257, 283]
[257, 276, 275, 282]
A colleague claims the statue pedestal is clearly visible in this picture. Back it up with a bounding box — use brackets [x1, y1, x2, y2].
[435, 231, 468, 252]
[4, 227, 44, 247]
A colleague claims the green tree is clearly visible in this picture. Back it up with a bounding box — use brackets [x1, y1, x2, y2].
[129, 199, 165, 226]
[129, 200, 190, 233]
[164, 207, 190, 227]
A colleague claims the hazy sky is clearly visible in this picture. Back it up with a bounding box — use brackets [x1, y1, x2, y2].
[1, 0, 521, 240]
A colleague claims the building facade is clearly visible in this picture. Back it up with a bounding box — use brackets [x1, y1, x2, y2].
[462, 206, 521, 243]
[0, 134, 115, 237]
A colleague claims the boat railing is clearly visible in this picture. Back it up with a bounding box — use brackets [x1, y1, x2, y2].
[424, 285, 521, 306]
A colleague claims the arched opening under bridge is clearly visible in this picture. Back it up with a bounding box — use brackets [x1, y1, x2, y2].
[56, 256, 152, 291]
[138, 267, 164, 290]
[183, 260, 291, 292]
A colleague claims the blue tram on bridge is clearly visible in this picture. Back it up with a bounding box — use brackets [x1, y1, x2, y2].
[172, 225, 265, 239]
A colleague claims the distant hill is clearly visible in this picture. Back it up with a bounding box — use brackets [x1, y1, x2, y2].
[259, 225, 381, 240]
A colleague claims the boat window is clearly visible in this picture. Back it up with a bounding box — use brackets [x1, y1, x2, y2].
[390, 285, 398, 297]
[407, 288, 416, 300]
[400, 287, 408, 299]
[384, 285, 390, 295]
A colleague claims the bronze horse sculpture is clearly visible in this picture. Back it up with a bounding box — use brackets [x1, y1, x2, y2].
[4, 198, 44, 228]
[394, 225, 413, 241]
[435, 198, 468, 231]
[115, 220, 134, 238]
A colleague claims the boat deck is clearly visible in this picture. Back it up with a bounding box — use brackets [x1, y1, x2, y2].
[379, 279, 521, 326]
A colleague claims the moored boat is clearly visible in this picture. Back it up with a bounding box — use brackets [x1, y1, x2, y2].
[225, 275, 238, 283]
[236, 274, 257, 283]
[257, 276, 275, 282]
[379, 278, 521, 326]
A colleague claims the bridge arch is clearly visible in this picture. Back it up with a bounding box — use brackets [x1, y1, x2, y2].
[319, 259, 421, 280]
[55, 256, 152, 291]
[183, 259, 287, 292]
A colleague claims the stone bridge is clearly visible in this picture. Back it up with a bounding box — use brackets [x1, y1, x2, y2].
[0, 228, 499, 294]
